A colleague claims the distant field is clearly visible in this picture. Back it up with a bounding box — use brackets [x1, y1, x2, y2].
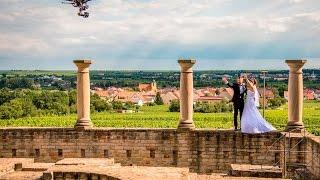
[0, 101, 319, 135]
[0, 70, 76, 76]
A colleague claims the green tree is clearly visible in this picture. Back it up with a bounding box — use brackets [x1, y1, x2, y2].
[124, 101, 135, 110]
[154, 92, 164, 105]
[272, 88, 280, 98]
[0, 77, 35, 89]
[32, 91, 70, 115]
[112, 101, 124, 110]
[68, 90, 77, 106]
[91, 94, 112, 112]
[0, 88, 15, 105]
[0, 98, 37, 119]
[277, 85, 288, 98]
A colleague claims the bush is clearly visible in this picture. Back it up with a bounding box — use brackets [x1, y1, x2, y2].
[194, 100, 233, 113]
[268, 98, 286, 108]
[194, 102, 215, 113]
[145, 102, 155, 106]
[169, 100, 232, 113]
[169, 100, 180, 112]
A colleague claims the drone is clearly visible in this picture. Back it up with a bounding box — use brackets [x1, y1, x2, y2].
[62, 0, 92, 18]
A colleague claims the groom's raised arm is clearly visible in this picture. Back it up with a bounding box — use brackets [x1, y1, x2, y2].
[226, 82, 233, 88]
[222, 77, 233, 89]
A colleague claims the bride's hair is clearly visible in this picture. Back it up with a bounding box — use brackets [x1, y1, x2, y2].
[251, 78, 258, 86]
[246, 77, 258, 88]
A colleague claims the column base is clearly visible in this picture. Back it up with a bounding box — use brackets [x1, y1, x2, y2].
[178, 120, 195, 130]
[285, 124, 304, 133]
[75, 118, 93, 130]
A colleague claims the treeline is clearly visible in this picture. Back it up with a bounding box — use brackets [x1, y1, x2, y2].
[0, 77, 36, 89]
[1, 70, 319, 90]
[0, 89, 111, 119]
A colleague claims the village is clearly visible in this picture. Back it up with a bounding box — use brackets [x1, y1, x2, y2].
[91, 80, 320, 110]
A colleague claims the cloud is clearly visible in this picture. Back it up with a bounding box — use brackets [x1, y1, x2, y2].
[0, 0, 319, 69]
[289, 0, 305, 3]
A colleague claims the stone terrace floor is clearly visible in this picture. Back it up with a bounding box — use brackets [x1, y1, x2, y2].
[0, 158, 288, 180]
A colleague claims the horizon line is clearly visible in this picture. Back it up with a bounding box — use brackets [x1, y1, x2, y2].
[0, 68, 319, 71]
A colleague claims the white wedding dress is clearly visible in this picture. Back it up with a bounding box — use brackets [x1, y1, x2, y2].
[241, 89, 276, 134]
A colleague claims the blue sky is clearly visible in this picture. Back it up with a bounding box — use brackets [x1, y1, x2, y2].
[0, 0, 319, 70]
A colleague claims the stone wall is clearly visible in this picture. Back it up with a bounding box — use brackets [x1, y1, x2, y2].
[0, 128, 283, 173]
[306, 135, 320, 177]
[277, 133, 320, 179]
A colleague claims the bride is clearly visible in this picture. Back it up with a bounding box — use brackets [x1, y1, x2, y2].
[241, 77, 276, 134]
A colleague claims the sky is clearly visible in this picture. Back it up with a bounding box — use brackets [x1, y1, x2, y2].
[0, 0, 320, 70]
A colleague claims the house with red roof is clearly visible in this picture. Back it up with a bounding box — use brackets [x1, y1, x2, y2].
[304, 89, 315, 100]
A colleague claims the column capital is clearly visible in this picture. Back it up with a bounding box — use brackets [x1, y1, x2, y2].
[74, 60, 92, 72]
[285, 60, 307, 74]
[178, 59, 196, 73]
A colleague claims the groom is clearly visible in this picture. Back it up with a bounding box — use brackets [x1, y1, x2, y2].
[222, 76, 246, 130]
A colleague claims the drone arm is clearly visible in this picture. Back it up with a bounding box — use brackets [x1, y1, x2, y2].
[63, 0, 91, 18]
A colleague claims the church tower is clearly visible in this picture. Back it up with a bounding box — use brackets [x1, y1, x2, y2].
[151, 80, 157, 92]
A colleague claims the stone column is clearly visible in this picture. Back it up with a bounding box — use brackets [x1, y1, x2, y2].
[74, 60, 93, 129]
[285, 60, 307, 132]
[178, 59, 196, 130]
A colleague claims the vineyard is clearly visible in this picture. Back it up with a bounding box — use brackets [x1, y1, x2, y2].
[0, 101, 319, 135]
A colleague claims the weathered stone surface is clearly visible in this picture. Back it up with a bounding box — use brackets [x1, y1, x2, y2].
[0, 128, 281, 172]
[0, 171, 44, 180]
[0, 128, 319, 179]
[0, 158, 34, 176]
[230, 164, 282, 178]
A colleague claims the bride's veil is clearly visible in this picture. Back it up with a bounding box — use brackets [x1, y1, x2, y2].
[247, 75, 260, 107]
[254, 87, 260, 107]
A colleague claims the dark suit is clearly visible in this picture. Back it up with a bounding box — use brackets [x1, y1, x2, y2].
[227, 82, 246, 130]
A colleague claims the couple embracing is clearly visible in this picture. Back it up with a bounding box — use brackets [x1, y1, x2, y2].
[222, 75, 276, 134]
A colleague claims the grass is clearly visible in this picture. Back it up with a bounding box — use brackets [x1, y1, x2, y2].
[0, 101, 319, 135]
